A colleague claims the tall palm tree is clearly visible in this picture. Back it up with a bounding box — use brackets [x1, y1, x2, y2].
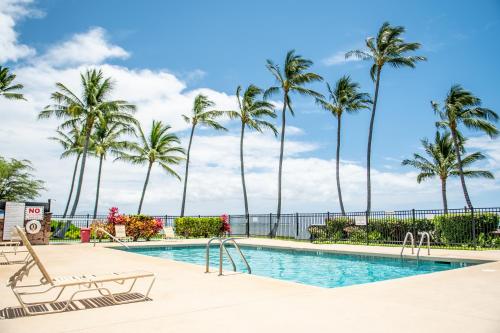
[264, 50, 323, 234]
[432, 85, 498, 209]
[227, 85, 277, 220]
[316, 76, 371, 215]
[39, 69, 136, 216]
[116, 121, 184, 214]
[0, 66, 25, 101]
[180, 94, 226, 216]
[91, 113, 136, 218]
[346, 22, 426, 214]
[48, 125, 87, 218]
[402, 131, 493, 212]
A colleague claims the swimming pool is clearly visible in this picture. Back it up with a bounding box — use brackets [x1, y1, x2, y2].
[120, 245, 476, 288]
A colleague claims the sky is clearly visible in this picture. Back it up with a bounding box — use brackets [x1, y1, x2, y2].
[1, 0, 499, 215]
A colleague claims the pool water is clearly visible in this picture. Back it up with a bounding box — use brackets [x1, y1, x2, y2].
[121, 245, 475, 288]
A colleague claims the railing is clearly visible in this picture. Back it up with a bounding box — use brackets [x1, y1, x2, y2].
[92, 227, 130, 249]
[49, 206, 500, 249]
[205, 237, 251, 275]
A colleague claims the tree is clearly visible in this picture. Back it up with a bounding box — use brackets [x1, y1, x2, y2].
[264, 50, 323, 234]
[228, 85, 277, 221]
[49, 126, 87, 217]
[39, 69, 136, 216]
[0, 157, 44, 201]
[402, 131, 493, 212]
[316, 76, 371, 215]
[346, 22, 426, 214]
[0, 66, 25, 101]
[180, 94, 226, 216]
[91, 113, 136, 218]
[116, 121, 184, 214]
[432, 85, 498, 209]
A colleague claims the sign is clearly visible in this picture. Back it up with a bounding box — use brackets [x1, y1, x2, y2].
[26, 220, 42, 234]
[252, 217, 259, 222]
[354, 215, 367, 226]
[3, 202, 25, 241]
[25, 206, 44, 220]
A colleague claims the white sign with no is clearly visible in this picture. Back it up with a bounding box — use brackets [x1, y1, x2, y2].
[25, 206, 44, 220]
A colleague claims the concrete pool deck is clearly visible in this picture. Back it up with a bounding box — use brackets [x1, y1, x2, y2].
[1, 238, 500, 332]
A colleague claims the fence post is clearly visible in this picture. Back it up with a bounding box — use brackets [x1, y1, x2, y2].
[269, 213, 273, 238]
[165, 214, 168, 227]
[327, 211, 330, 221]
[365, 210, 369, 245]
[86, 213, 90, 228]
[411, 208, 416, 237]
[471, 207, 476, 250]
[246, 214, 250, 238]
[296, 212, 299, 238]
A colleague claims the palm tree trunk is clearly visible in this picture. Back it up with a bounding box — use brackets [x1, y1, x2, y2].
[451, 128, 473, 209]
[138, 161, 153, 214]
[274, 94, 288, 237]
[367, 68, 381, 214]
[336, 115, 346, 215]
[69, 122, 93, 216]
[240, 122, 249, 217]
[441, 177, 448, 214]
[92, 155, 104, 219]
[62, 154, 80, 218]
[180, 124, 195, 217]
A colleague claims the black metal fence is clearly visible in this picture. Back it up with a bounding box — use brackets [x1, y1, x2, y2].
[50, 207, 500, 249]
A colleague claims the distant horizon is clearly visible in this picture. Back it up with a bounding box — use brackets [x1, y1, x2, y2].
[1, 0, 499, 215]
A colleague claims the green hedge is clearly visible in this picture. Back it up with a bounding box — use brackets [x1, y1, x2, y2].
[308, 213, 500, 248]
[174, 217, 222, 238]
[50, 220, 81, 240]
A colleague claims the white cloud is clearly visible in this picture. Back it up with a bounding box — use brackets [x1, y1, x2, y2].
[0, 0, 37, 62]
[38, 27, 129, 67]
[322, 51, 361, 66]
[467, 136, 500, 170]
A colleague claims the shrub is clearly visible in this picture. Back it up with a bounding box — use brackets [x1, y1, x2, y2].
[433, 213, 499, 247]
[90, 219, 111, 240]
[174, 216, 226, 238]
[126, 215, 163, 241]
[345, 226, 365, 243]
[50, 220, 81, 240]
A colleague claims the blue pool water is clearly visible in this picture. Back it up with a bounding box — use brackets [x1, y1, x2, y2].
[120, 245, 475, 288]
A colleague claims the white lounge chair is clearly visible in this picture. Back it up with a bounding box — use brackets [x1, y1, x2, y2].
[162, 226, 178, 241]
[114, 224, 132, 242]
[1, 230, 29, 264]
[7, 226, 155, 316]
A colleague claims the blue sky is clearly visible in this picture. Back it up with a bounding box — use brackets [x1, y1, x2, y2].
[1, 0, 500, 214]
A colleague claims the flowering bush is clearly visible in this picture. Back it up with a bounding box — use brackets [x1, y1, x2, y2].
[90, 219, 111, 241]
[94, 207, 163, 241]
[126, 215, 163, 241]
[220, 214, 230, 235]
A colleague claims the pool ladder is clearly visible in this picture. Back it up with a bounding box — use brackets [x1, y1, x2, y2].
[205, 237, 251, 276]
[401, 232, 431, 260]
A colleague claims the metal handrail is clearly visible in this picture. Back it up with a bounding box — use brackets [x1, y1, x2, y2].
[417, 232, 431, 259]
[400, 232, 414, 256]
[205, 237, 251, 276]
[221, 238, 252, 275]
[205, 237, 236, 273]
[92, 227, 130, 249]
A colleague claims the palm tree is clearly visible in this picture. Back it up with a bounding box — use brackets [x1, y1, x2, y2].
[346, 22, 426, 214]
[0, 66, 25, 101]
[49, 126, 87, 218]
[402, 131, 493, 212]
[432, 85, 498, 209]
[91, 113, 136, 218]
[227, 85, 277, 221]
[116, 121, 184, 214]
[180, 94, 227, 216]
[264, 50, 323, 234]
[39, 69, 136, 216]
[316, 76, 371, 215]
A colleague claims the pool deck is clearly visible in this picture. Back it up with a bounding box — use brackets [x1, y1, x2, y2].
[1, 238, 500, 332]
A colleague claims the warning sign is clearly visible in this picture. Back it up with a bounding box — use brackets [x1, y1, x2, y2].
[25, 206, 44, 220]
